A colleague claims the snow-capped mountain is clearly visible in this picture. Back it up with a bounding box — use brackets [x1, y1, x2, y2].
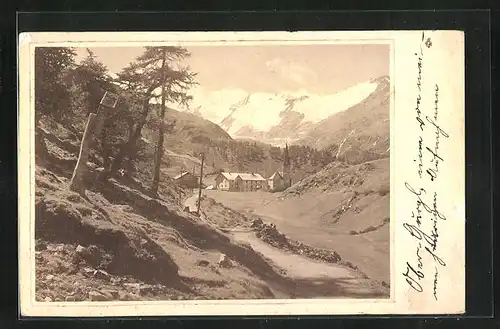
[182, 76, 389, 148]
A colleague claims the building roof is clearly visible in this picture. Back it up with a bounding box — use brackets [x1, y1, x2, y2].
[268, 171, 284, 180]
[236, 173, 266, 181]
[173, 171, 195, 180]
[218, 172, 239, 181]
[218, 172, 266, 181]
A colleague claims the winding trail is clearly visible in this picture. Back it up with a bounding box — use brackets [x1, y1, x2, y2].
[232, 231, 354, 279]
[183, 192, 199, 212]
[183, 192, 387, 298]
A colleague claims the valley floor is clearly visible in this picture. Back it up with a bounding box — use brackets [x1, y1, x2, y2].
[202, 188, 390, 284]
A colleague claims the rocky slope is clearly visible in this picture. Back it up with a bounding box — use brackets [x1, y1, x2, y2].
[266, 157, 390, 282]
[297, 75, 390, 162]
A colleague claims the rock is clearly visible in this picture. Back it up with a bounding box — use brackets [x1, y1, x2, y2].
[53, 244, 65, 252]
[152, 284, 163, 294]
[218, 254, 233, 268]
[45, 274, 55, 281]
[65, 296, 76, 302]
[124, 283, 141, 294]
[35, 240, 47, 251]
[86, 162, 98, 169]
[93, 269, 110, 280]
[124, 282, 140, 289]
[100, 289, 119, 300]
[110, 277, 122, 284]
[89, 291, 110, 302]
[80, 245, 105, 267]
[139, 284, 153, 295]
[118, 291, 140, 301]
[75, 245, 85, 253]
[44, 296, 53, 302]
[196, 260, 210, 267]
[251, 218, 263, 228]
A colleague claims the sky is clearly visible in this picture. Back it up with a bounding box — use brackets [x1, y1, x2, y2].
[74, 44, 389, 95]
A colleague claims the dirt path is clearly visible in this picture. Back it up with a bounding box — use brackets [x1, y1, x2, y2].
[232, 231, 354, 279]
[183, 191, 388, 298]
[231, 231, 385, 298]
[183, 191, 199, 212]
[185, 191, 350, 280]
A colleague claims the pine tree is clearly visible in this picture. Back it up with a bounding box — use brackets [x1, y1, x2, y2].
[34, 47, 76, 156]
[71, 49, 111, 115]
[99, 46, 196, 192]
[35, 47, 76, 120]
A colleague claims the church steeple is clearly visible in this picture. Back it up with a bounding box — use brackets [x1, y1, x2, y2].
[282, 142, 291, 187]
[283, 143, 290, 168]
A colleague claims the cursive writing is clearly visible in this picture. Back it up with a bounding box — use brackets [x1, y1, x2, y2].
[425, 84, 450, 182]
[405, 183, 447, 222]
[415, 136, 424, 178]
[433, 267, 439, 300]
[403, 33, 449, 302]
[414, 48, 426, 131]
[403, 261, 424, 293]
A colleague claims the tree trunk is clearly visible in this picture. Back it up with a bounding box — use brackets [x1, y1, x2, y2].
[98, 86, 157, 182]
[196, 152, 205, 214]
[151, 48, 168, 195]
[101, 136, 111, 171]
[124, 155, 135, 177]
[69, 113, 97, 195]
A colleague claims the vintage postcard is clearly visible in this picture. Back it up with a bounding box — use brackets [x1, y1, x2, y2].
[18, 31, 465, 316]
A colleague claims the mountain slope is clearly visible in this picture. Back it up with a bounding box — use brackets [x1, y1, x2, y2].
[143, 107, 334, 182]
[296, 76, 390, 162]
[256, 158, 390, 282]
[184, 79, 382, 147]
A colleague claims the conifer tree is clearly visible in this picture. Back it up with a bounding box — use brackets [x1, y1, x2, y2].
[99, 46, 196, 191]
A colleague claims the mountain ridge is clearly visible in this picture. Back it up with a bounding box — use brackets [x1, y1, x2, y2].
[181, 76, 389, 153]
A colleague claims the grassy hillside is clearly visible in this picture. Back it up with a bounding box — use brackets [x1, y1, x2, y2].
[270, 158, 390, 282]
[204, 158, 390, 283]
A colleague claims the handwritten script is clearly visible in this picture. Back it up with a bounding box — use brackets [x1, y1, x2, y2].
[403, 32, 449, 301]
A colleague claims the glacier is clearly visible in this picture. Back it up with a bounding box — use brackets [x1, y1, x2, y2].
[181, 80, 379, 139]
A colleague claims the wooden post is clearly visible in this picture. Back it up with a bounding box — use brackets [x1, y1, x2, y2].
[92, 105, 107, 140]
[196, 152, 205, 215]
[68, 90, 119, 195]
[69, 113, 97, 194]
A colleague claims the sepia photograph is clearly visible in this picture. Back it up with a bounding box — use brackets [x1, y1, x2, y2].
[33, 42, 391, 302]
[19, 31, 465, 316]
